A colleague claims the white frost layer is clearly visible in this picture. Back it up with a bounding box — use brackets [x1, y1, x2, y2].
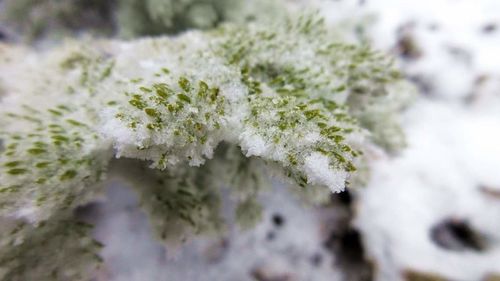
[239, 131, 270, 157]
[304, 152, 347, 193]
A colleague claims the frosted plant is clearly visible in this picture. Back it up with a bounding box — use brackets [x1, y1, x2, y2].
[0, 14, 411, 280]
[0, 0, 284, 40]
[117, 0, 285, 37]
[0, 0, 114, 40]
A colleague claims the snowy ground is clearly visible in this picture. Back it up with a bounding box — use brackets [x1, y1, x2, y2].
[9, 1, 496, 280]
[84, 182, 344, 281]
[356, 99, 500, 281]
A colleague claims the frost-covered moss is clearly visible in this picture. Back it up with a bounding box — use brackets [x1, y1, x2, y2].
[112, 144, 268, 243]
[0, 216, 102, 281]
[0, 103, 110, 220]
[117, 0, 285, 37]
[0, 0, 114, 40]
[0, 14, 411, 279]
[0, 0, 285, 40]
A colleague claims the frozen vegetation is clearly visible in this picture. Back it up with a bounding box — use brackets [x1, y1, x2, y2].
[0, 2, 411, 279]
[0, 0, 499, 280]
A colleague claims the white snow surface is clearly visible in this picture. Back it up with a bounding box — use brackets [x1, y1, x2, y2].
[92, 183, 341, 281]
[314, 0, 500, 100]
[304, 152, 347, 193]
[355, 100, 500, 281]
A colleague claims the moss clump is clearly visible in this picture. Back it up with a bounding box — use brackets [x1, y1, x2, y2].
[0, 13, 412, 280]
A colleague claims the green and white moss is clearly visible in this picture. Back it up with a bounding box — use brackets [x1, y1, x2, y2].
[0, 216, 102, 281]
[0, 0, 114, 41]
[0, 0, 286, 41]
[117, 0, 286, 37]
[0, 15, 412, 279]
[111, 144, 268, 243]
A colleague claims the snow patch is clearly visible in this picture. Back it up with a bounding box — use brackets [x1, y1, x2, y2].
[304, 152, 347, 193]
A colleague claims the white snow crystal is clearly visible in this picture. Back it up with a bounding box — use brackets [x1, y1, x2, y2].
[304, 152, 347, 193]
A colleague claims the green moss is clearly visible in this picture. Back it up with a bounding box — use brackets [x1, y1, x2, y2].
[129, 98, 147, 110]
[100, 61, 115, 80]
[4, 161, 22, 167]
[60, 170, 77, 181]
[144, 108, 159, 117]
[48, 109, 63, 116]
[209, 87, 220, 102]
[0, 12, 410, 281]
[198, 81, 209, 97]
[60, 53, 89, 69]
[0, 185, 20, 193]
[66, 119, 86, 127]
[178, 77, 191, 92]
[177, 93, 192, 103]
[139, 86, 152, 93]
[27, 148, 46, 155]
[35, 162, 51, 168]
[7, 168, 28, 175]
[153, 83, 172, 99]
[36, 178, 47, 184]
[51, 135, 69, 142]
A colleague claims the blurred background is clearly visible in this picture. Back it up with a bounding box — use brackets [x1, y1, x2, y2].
[1, 0, 499, 280]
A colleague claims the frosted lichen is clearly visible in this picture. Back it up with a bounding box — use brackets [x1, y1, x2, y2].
[0, 14, 411, 280]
